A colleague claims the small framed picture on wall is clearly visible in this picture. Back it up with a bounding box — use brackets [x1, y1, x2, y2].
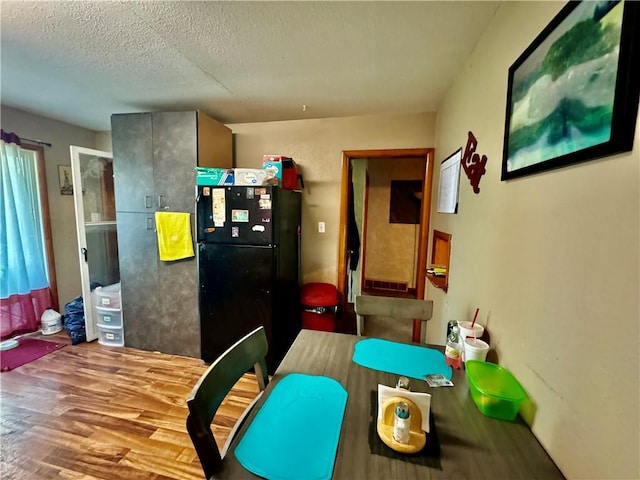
[58, 165, 73, 195]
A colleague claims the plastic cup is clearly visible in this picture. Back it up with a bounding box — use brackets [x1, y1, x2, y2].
[459, 321, 484, 344]
[464, 338, 490, 362]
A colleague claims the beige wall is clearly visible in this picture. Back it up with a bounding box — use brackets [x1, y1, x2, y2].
[95, 131, 113, 153]
[365, 157, 423, 288]
[1, 106, 103, 310]
[6, 8, 637, 472]
[430, 2, 639, 479]
[230, 112, 437, 284]
[2, 107, 435, 304]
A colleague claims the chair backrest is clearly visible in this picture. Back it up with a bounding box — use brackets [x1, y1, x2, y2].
[186, 326, 269, 479]
[354, 295, 433, 337]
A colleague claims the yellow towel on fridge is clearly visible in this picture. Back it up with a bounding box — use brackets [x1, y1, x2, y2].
[155, 212, 195, 261]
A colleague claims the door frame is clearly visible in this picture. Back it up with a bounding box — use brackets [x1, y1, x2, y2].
[70, 145, 114, 342]
[337, 148, 435, 342]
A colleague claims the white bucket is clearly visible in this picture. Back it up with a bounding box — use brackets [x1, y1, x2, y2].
[464, 338, 490, 362]
[41, 309, 62, 335]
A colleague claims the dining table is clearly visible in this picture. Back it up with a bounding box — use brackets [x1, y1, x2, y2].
[214, 329, 565, 479]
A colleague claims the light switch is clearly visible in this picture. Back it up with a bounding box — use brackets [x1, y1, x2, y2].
[318, 221, 325, 233]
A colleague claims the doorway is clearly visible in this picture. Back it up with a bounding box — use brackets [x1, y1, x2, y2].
[69, 146, 118, 342]
[337, 148, 434, 342]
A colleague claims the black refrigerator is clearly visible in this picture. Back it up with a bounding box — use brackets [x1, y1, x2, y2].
[196, 185, 302, 373]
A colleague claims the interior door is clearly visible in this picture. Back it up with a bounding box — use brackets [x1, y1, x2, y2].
[70, 146, 118, 342]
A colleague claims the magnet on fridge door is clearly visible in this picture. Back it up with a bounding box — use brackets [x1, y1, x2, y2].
[232, 209, 249, 222]
[259, 199, 272, 210]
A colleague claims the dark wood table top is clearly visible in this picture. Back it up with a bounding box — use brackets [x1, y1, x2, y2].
[215, 329, 564, 479]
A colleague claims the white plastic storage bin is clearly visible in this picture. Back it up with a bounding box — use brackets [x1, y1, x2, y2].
[95, 306, 122, 328]
[97, 324, 124, 347]
[94, 282, 121, 309]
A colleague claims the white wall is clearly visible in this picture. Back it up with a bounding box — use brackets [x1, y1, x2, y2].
[230, 112, 437, 284]
[430, 3, 639, 478]
[1, 106, 103, 310]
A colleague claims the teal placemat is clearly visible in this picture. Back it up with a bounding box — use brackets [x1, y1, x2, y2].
[352, 338, 452, 380]
[234, 373, 348, 480]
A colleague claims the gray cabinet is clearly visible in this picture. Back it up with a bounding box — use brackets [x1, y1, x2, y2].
[111, 111, 232, 357]
[113, 211, 159, 351]
[112, 113, 154, 213]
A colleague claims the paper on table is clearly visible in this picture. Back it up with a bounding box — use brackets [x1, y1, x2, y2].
[377, 384, 431, 433]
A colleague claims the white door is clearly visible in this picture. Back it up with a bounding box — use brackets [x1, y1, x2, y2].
[69, 146, 119, 342]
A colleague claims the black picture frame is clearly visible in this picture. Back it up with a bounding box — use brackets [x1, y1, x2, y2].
[501, 0, 640, 181]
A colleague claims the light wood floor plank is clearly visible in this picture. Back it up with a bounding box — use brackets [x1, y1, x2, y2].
[0, 331, 260, 480]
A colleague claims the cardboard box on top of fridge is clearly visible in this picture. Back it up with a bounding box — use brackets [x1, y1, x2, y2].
[262, 155, 298, 190]
[234, 168, 277, 186]
[196, 167, 234, 186]
[262, 161, 283, 184]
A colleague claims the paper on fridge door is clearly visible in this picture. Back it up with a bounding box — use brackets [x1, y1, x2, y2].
[212, 188, 226, 227]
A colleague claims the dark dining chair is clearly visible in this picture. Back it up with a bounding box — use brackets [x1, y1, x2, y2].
[186, 326, 269, 479]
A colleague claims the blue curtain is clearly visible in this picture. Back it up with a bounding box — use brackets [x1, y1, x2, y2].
[0, 130, 52, 338]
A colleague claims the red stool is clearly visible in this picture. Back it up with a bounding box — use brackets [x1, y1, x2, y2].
[300, 283, 338, 332]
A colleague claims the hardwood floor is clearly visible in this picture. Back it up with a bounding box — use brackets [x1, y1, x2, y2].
[0, 331, 260, 480]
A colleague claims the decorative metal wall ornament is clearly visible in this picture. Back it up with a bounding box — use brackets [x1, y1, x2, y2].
[462, 131, 487, 194]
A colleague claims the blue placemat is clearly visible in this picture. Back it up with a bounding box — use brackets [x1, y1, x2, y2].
[352, 338, 452, 380]
[234, 373, 348, 480]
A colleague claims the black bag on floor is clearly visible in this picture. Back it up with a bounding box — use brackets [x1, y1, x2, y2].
[64, 295, 86, 345]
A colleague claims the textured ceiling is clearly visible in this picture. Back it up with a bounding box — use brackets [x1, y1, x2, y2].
[1, 1, 500, 131]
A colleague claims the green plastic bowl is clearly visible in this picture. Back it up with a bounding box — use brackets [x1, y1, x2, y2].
[465, 360, 527, 421]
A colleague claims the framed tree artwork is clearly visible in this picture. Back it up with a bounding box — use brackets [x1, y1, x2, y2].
[501, 0, 640, 180]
